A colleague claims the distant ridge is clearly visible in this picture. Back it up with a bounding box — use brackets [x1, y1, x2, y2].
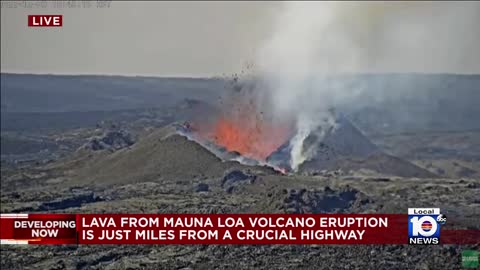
[2, 73, 479, 133]
[0, 72, 224, 80]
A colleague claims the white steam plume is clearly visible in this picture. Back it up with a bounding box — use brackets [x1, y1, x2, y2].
[254, 1, 480, 170]
[289, 111, 337, 171]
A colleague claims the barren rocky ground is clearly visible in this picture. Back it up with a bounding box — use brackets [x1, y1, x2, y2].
[2, 74, 480, 269]
[1, 126, 479, 270]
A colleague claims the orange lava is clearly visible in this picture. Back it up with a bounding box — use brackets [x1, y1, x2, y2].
[211, 114, 292, 161]
[193, 83, 294, 161]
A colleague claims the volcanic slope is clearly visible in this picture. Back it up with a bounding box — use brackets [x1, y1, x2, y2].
[301, 116, 436, 177]
[269, 115, 436, 178]
[70, 125, 256, 187]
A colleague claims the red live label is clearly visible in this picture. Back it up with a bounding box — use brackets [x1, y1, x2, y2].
[28, 15, 62, 27]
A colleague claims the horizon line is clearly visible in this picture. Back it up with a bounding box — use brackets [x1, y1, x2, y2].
[1, 71, 479, 79]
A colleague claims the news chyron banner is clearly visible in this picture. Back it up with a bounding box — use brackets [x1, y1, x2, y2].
[1, 210, 479, 245]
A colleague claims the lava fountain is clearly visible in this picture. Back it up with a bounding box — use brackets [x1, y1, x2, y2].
[211, 110, 293, 161]
[192, 77, 295, 163]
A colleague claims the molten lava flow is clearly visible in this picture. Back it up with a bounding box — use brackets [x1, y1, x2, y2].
[211, 113, 292, 161]
[192, 77, 294, 162]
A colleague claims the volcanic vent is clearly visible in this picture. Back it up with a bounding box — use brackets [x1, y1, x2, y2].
[172, 75, 434, 177]
[187, 81, 294, 162]
[175, 77, 435, 178]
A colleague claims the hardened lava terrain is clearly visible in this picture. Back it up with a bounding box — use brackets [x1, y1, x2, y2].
[1, 73, 480, 269]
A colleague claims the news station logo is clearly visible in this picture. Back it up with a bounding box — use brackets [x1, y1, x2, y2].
[28, 15, 62, 27]
[408, 208, 446, 245]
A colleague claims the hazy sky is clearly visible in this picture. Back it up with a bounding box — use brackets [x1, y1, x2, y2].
[1, 1, 479, 76]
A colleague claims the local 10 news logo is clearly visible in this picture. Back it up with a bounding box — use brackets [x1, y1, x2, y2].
[408, 208, 446, 245]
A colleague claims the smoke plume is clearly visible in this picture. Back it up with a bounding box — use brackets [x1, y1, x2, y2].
[252, 1, 480, 170]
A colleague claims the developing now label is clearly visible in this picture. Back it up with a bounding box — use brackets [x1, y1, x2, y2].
[28, 15, 62, 27]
